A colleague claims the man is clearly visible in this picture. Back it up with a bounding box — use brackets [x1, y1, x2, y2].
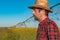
[28, 0, 60, 40]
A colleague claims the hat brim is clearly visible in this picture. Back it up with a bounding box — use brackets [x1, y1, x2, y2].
[28, 5, 52, 12]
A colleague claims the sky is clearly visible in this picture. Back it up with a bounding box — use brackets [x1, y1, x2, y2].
[0, 0, 60, 27]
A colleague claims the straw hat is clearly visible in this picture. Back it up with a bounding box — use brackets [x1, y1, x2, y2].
[28, 0, 51, 12]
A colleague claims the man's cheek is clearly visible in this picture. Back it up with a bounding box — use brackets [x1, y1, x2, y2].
[39, 13, 43, 17]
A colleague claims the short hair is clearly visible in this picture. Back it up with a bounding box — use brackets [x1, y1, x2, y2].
[45, 10, 49, 16]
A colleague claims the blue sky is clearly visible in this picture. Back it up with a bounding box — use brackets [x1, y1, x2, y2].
[0, 0, 60, 27]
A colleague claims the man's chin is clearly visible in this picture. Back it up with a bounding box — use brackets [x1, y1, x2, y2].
[34, 17, 38, 21]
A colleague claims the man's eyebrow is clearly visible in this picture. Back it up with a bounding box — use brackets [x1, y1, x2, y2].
[38, 8, 42, 9]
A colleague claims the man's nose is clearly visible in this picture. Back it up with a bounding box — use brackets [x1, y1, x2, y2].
[32, 11, 35, 15]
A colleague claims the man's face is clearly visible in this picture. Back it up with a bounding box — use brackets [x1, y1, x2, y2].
[32, 8, 45, 21]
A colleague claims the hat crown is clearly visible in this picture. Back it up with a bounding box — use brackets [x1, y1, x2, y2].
[35, 0, 48, 7]
[28, 0, 51, 12]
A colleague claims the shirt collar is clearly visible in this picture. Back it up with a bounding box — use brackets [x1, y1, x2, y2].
[39, 18, 50, 25]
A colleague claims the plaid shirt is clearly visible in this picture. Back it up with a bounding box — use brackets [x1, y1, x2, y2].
[36, 18, 60, 40]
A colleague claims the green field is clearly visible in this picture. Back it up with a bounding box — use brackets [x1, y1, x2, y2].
[0, 28, 60, 40]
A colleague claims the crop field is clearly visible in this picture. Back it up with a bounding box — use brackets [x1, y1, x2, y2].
[0, 28, 60, 40]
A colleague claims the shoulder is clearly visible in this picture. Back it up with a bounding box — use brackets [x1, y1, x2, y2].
[44, 19, 57, 26]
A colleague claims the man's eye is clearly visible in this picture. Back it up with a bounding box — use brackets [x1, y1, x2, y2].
[38, 9, 42, 12]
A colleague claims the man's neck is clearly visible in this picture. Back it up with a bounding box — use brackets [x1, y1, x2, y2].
[39, 16, 48, 22]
